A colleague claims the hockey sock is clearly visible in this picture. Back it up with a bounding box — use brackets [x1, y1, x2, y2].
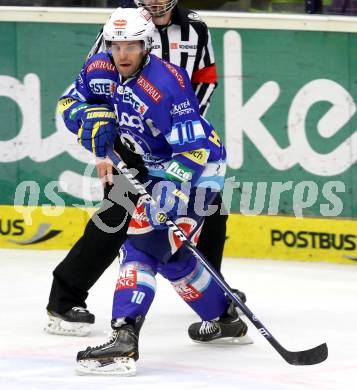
[112, 261, 156, 320]
[164, 256, 228, 320]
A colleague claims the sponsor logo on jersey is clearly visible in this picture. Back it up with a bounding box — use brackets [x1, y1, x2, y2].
[68, 103, 89, 120]
[86, 60, 116, 74]
[171, 98, 195, 116]
[166, 161, 193, 182]
[170, 42, 178, 49]
[122, 86, 149, 114]
[113, 19, 127, 28]
[89, 79, 116, 96]
[179, 44, 198, 50]
[127, 203, 154, 235]
[174, 283, 202, 302]
[116, 268, 137, 290]
[58, 98, 77, 114]
[136, 75, 162, 103]
[182, 148, 208, 165]
[119, 112, 145, 133]
[163, 62, 185, 89]
[271, 229, 357, 251]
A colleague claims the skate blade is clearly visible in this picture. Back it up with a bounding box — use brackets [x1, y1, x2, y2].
[193, 334, 254, 345]
[76, 357, 136, 376]
[44, 317, 92, 337]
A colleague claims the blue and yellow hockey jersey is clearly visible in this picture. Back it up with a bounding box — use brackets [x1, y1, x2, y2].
[59, 52, 226, 189]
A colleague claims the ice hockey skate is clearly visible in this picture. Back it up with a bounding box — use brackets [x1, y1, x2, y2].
[76, 317, 143, 376]
[231, 288, 247, 316]
[232, 288, 247, 303]
[188, 303, 253, 345]
[44, 307, 95, 337]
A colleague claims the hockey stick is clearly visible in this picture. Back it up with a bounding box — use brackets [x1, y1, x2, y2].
[107, 147, 328, 366]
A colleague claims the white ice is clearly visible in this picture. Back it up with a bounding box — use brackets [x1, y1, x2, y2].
[0, 248, 356, 390]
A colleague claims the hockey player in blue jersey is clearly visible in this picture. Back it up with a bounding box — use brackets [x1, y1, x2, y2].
[58, 7, 252, 376]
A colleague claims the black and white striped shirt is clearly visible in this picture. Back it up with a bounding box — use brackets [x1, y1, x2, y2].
[88, 7, 217, 116]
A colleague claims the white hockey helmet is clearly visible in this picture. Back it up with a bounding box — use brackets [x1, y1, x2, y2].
[134, 0, 178, 17]
[103, 7, 155, 51]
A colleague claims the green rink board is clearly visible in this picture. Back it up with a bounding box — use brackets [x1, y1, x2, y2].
[1, 21, 357, 218]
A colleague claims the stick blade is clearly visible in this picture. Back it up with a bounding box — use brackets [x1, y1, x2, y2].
[283, 343, 328, 365]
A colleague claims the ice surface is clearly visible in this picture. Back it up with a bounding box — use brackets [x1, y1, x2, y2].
[0, 249, 356, 390]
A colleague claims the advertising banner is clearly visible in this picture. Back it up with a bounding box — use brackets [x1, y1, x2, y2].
[1, 16, 357, 262]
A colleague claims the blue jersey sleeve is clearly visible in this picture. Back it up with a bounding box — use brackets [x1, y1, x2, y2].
[149, 65, 213, 186]
[161, 67, 209, 154]
[58, 53, 117, 134]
